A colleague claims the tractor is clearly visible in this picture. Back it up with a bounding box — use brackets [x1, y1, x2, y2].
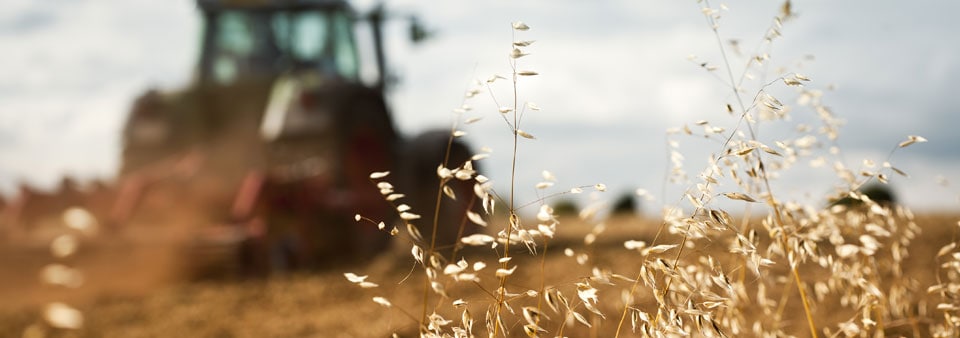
[107, 0, 478, 276]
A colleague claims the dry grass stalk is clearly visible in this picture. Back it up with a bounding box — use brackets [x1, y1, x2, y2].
[346, 2, 957, 337]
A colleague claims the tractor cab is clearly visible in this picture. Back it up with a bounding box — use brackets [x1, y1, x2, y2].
[195, 0, 366, 86]
[122, 0, 395, 174]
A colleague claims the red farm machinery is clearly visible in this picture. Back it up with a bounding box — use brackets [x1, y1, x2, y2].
[1, 0, 478, 278]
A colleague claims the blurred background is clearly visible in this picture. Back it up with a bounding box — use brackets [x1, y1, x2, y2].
[1, 0, 958, 215]
[2, 2, 958, 335]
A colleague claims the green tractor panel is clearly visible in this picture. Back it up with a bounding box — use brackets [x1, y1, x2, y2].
[111, 0, 479, 276]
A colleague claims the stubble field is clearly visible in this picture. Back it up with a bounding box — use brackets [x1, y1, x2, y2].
[1, 213, 956, 337]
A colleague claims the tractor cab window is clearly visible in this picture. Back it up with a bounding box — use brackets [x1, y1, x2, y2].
[329, 12, 359, 81]
[203, 8, 360, 85]
[210, 11, 278, 84]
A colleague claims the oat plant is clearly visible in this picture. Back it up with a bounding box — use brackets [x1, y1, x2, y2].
[610, 1, 940, 337]
[351, 20, 611, 337]
[347, 2, 955, 337]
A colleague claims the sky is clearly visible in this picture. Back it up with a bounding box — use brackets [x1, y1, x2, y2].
[0, 0, 958, 213]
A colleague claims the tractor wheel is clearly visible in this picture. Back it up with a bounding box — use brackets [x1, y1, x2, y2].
[400, 130, 482, 259]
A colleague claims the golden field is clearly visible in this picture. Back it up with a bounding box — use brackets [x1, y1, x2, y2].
[1, 213, 956, 337]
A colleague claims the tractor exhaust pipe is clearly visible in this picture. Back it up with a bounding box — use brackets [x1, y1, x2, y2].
[368, 4, 388, 90]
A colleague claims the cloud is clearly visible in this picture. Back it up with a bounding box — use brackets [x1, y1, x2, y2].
[0, 0, 197, 195]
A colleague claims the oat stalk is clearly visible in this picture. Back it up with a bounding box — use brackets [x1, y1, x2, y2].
[491, 22, 524, 337]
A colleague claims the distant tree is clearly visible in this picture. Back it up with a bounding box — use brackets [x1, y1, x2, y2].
[611, 192, 638, 216]
[551, 199, 578, 216]
[860, 184, 896, 205]
[831, 183, 898, 207]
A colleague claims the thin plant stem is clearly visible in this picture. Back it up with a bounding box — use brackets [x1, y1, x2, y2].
[420, 101, 462, 327]
[492, 25, 521, 337]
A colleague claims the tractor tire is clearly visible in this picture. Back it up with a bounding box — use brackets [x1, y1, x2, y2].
[399, 130, 482, 260]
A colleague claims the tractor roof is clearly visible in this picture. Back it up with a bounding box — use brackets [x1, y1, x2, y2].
[197, 0, 351, 12]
